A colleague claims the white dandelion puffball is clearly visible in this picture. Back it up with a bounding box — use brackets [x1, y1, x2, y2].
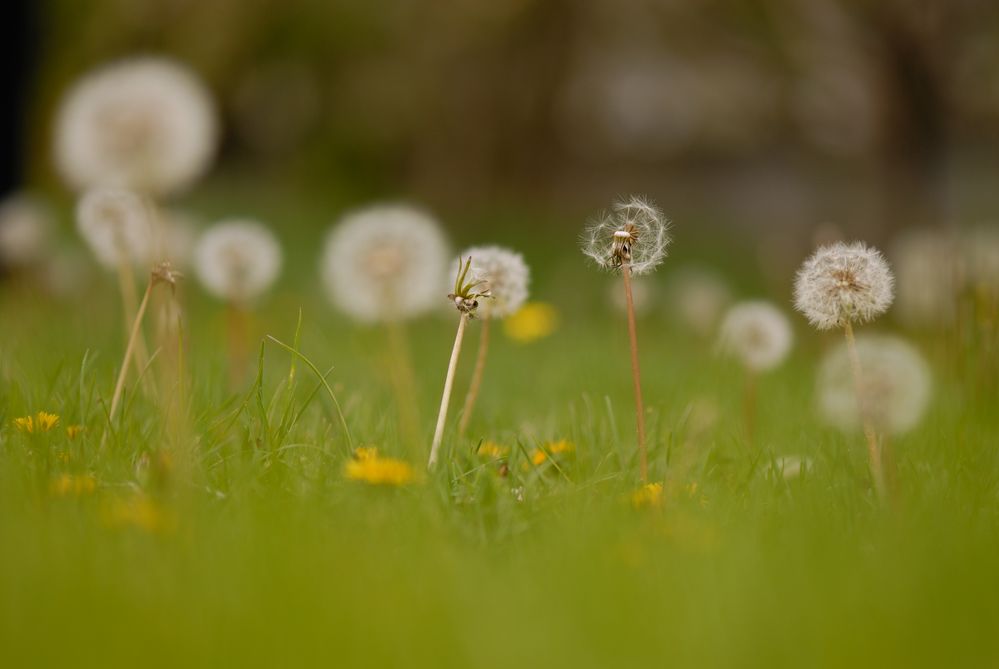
[772, 455, 812, 480]
[76, 187, 153, 269]
[890, 228, 962, 326]
[54, 57, 218, 196]
[0, 193, 53, 267]
[449, 246, 529, 319]
[818, 335, 932, 436]
[609, 274, 654, 316]
[581, 196, 671, 275]
[718, 301, 793, 372]
[321, 204, 450, 323]
[667, 266, 732, 335]
[194, 220, 282, 302]
[794, 241, 894, 330]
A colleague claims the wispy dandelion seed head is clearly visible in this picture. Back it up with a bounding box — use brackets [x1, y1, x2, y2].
[793, 241, 894, 330]
[76, 186, 153, 269]
[193, 220, 282, 302]
[580, 196, 671, 276]
[718, 301, 793, 372]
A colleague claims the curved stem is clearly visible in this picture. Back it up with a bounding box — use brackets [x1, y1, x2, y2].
[458, 317, 491, 437]
[429, 314, 468, 469]
[622, 263, 648, 484]
[104, 278, 155, 447]
[844, 321, 886, 500]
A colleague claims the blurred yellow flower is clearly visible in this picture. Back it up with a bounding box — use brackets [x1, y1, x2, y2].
[103, 495, 176, 534]
[528, 439, 575, 466]
[503, 302, 558, 343]
[345, 447, 415, 486]
[66, 425, 85, 439]
[630, 482, 664, 509]
[477, 441, 509, 458]
[50, 473, 97, 497]
[14, 411, 60, 434]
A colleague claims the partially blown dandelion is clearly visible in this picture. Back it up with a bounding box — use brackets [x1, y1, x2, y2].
[794, 241, 895, 498]
[451, 246, 530, 436]
[581, 196, 671, 483]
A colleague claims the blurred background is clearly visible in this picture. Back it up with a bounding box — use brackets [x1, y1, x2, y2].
[4, 0, 999, 242]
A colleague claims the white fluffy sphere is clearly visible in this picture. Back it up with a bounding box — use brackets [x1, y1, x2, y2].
[194, 220, 282, 302]
[0, 194, 53, 267]
[794, 241, 894, 330]
[449, 246, 529, 319]
[718, 301, 794, 372]
[76, 187, 153, 269]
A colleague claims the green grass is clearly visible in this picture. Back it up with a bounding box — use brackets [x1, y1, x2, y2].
[1, 231, 998, 668]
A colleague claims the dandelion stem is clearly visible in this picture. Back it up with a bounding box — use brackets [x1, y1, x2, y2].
[843, 321, 886, 500]
[226, 301, 250, 389]
[743, 370, 758, 447]
[458, 316, 491, 437]
[622, 262, 648, 483]
[106, 277, 155, 442]
[386, 319, 422, 454]
[429, 313, 468, 468]
[116, 258, 153, 394]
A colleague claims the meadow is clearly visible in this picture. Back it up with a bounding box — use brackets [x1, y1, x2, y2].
[1, 202, 997, 668]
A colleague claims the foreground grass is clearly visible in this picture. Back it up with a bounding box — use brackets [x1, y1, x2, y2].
[1, 250, 998, 668]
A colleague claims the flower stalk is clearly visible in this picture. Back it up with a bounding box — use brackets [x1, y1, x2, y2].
[622, 261, 649, 483]
[843, 321, 886, 500]
[458, 316, 491, 437]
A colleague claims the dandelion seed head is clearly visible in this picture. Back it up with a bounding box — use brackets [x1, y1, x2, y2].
[449, 246, 529, 319]
[818, 335, 931, 435]
[54, 57, 218, 196]
[76, 186, 153, 269]
[793, 241, 894, 330]
[580, 195, 671, 276]
[718, 301, 793, 372]
[193, 220, 282, 302]
[890, 228, 962, 327]
[0, 193, 53, 268]
[321, 204, 449, 323]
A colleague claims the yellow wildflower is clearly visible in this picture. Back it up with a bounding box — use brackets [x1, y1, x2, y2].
[66, 425, 85, 439]
[50, 473, 97, 497]
[503, 302, 558, 343]
[630, 482, 664, 509]
[13, 411, 60, 434]
[528, 439, 575, 466]
[477, 441, 509, 458]
[102, 495, 176, 534]
[345, 447, 415, 486]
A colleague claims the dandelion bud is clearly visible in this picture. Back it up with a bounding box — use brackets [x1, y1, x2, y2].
[793, 241, 894, 330]
[448, 246, 529, 319]
[193, 220, 282, 302]
[76, 186, 153, 269]
[718, 301, 793, 372]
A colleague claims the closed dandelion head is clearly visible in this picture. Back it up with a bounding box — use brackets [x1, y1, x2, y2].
[54, 57, 218, 196]
[321, 204, 449, 323]
[890, 229, 962, 327]
[447, 256, 492, 317]
[448, 246, 529, 319]
[818, 335, 932, 435]
[193, 220, 282, 303]
[581, 196, 671, 275]
[76, 186, 153, 269]
[793, 242, 894, 330]
[0, 193, 53, 268]
[718, 301, 793, 372]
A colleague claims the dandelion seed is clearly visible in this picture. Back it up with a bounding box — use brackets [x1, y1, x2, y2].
[793, 241, 894, 330]
[718, 301, 793, 373]
[503, 302, 559, 343]
[14, 411, 60, 434]
[194, 220, 282, 303]
[581, 196, 671, 483]
[50, 473, 97, 497]
[54, 57, 217, 196]
[344, 447, 415, 486]
[0, 193, 53, 269]
[320, 204, 449, 323]
[818, 335, 932, 436]
[76, 186, 153, 269]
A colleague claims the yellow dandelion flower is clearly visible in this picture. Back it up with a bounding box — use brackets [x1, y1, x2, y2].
[527, 439, 575, 466]
[13, 411, 60, 434]
[50, 473, 97, 497]
[102, 495, 176, 534]
[630, 482, 664, 509]
[503, 302, 559, 343]
[477, 441, 509, 458]
[66, 425, 85, 439]
[345, 448, 415, 486]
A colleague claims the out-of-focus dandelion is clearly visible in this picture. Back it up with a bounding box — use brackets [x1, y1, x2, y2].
[794, 241, 894, 499]
[102, 494, 176, 534]
[0, 193, 52, 271]
[429, 257, 491, 468]
[54, 57, 217, 197]
[50, 473, 97, 497]
[718, 301, 793, 444]
[194, 220, 281, 386]
[771, 455, 813, 480]
[890, 229, 963, 327]
[14, 411, 60, 434]
[666, 266, 731, 336]
[476, 441, 510, 459]
[66, 425, 85, 440]
[321, 204, 450, 450]
[451, 246, 530, 436]
[818, 335, 932, 437]
[344, 447, 415, 486]
[581, 196, 671, 483]
[630, 482, 664, 509]
[503, 302, 558, 343]
[528, 439, 576, 466]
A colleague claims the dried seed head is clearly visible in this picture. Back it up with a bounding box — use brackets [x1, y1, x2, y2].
[718, 301, 793, 372]
[0, 193, 53, 268]
[76, 186, 153, 269]
[448, 246, 529, 319]
[793, 241, 894, 330]
[193, 220, 282, 302]
[580, 196, 671, 275]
